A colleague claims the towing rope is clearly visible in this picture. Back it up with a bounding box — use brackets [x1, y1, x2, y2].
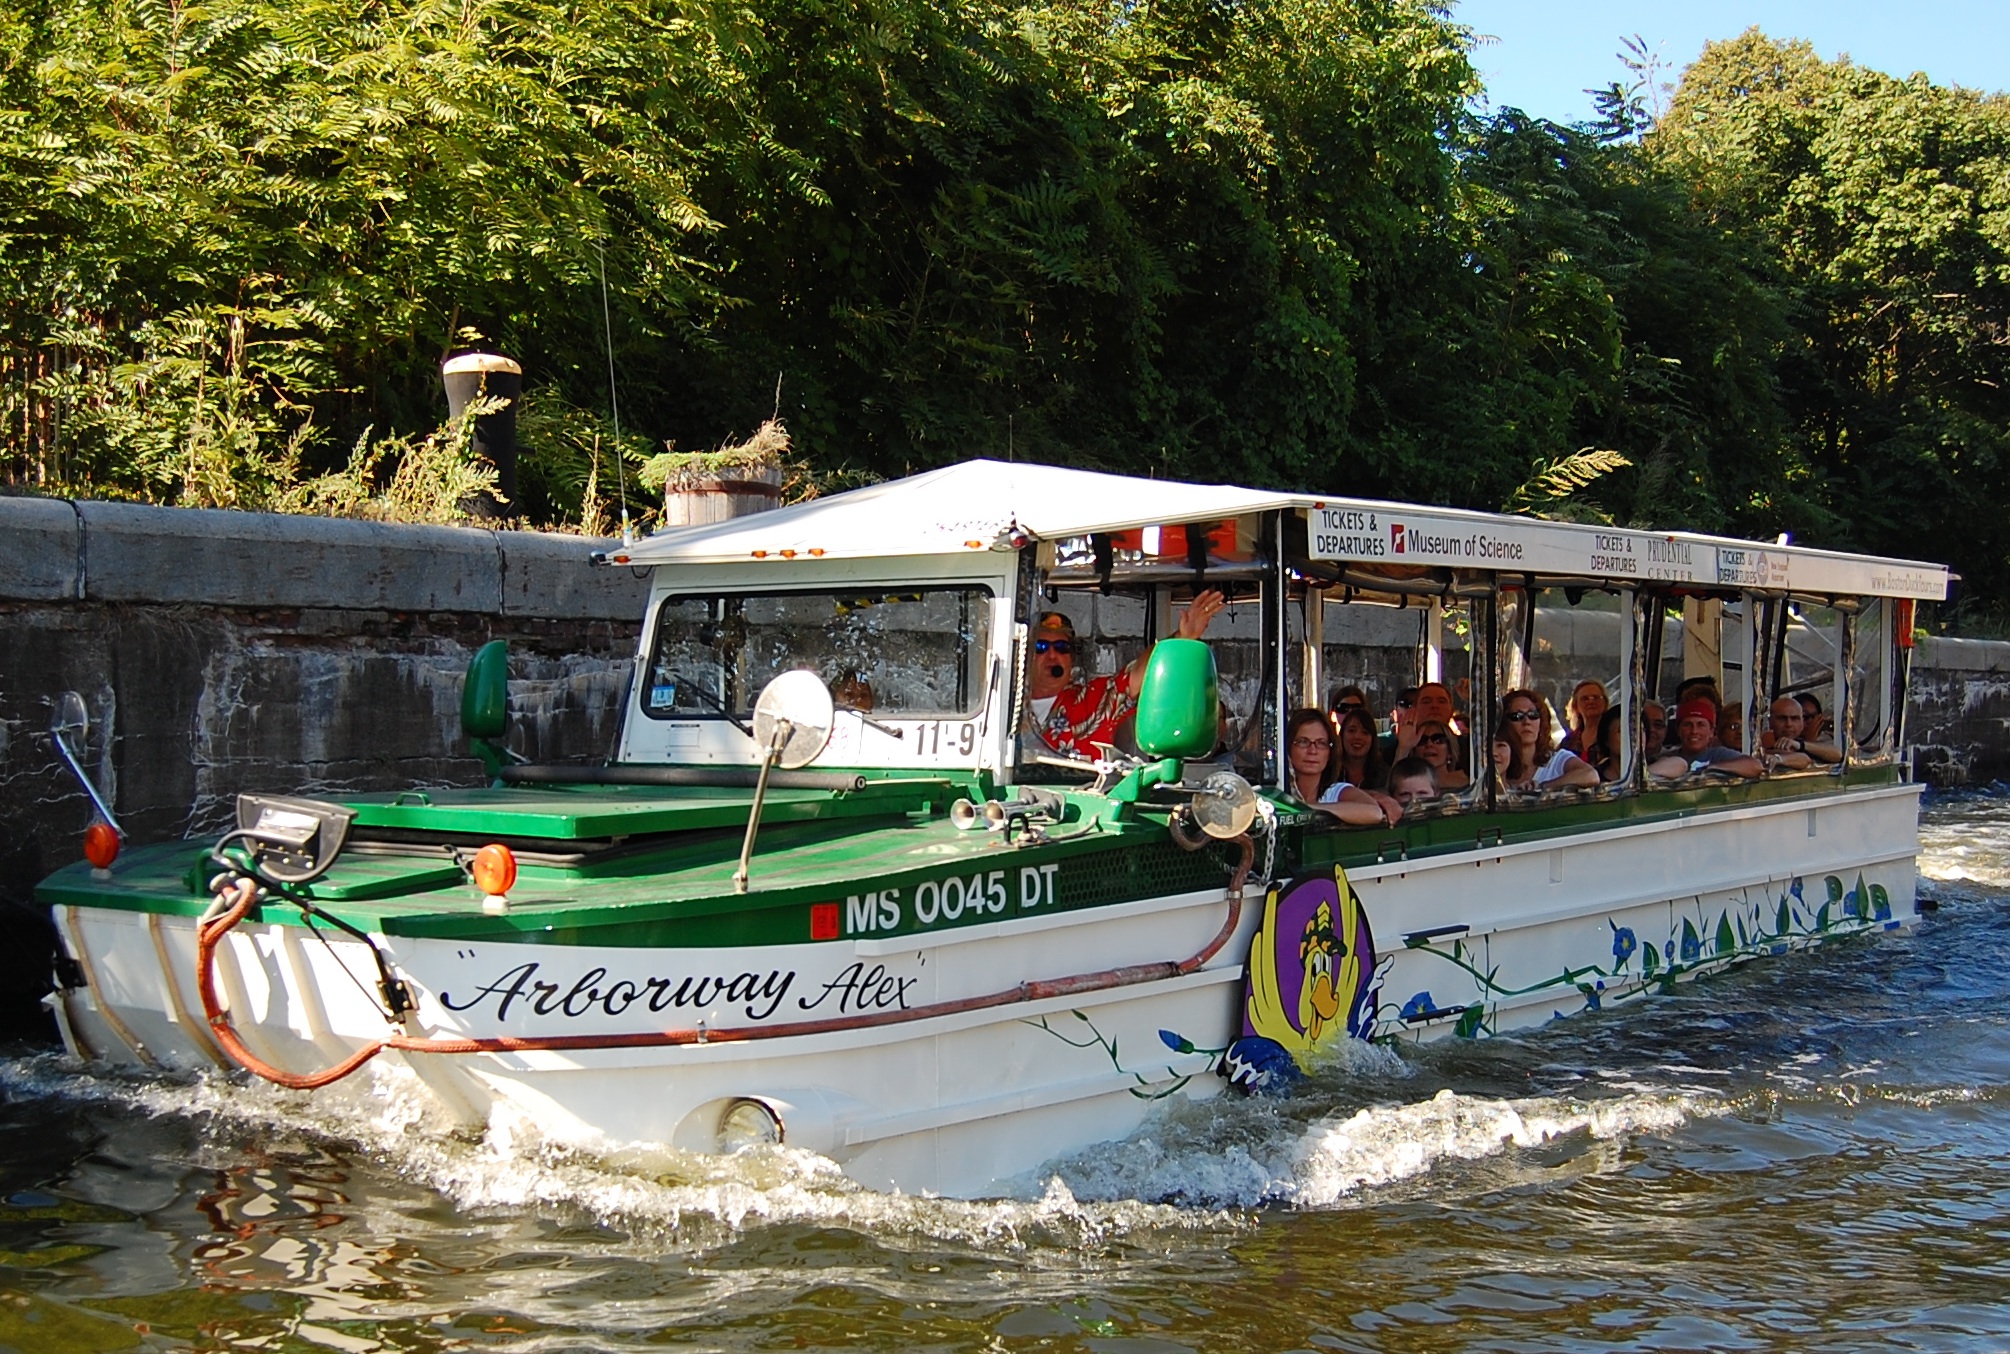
[193, 834, 1256, 1090]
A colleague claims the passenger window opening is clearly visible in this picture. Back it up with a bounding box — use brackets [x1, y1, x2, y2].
[1493, 584, 1628, 802]
[1013, 579, 1267, 785]
[1296, 581, 1488, 826]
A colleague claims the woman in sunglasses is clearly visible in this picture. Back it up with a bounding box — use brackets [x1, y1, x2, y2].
[1285, 708, 1403, 826]
[1328, 685, 1374, 727]
[1410, 719, 1468, 790]
[1500, 689, 1599, 790]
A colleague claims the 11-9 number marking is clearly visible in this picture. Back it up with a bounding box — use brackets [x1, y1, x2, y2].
[913, 722, 976, 757]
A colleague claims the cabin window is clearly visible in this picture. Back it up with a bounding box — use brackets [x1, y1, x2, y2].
[1747, 597, 1845, 777]
[1494, 584, 1632, 799]
[1848, 599, 1893, 761]
[1774, 600, 1846, 771]
[1311, 590, 1484, 814]
[1016, 584, 1265, 779]
[641, 587, 994, 720]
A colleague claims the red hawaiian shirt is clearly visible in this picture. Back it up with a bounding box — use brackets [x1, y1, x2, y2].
[1035, 670, 1136, 757]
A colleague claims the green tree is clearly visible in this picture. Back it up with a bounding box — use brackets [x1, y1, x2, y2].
[1653, 30, 2010, 607]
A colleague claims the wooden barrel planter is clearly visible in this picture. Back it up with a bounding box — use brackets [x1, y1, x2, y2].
[659, 460, 784, 526]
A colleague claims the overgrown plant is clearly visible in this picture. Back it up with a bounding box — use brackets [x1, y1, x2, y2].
[271, 397, 504, 525]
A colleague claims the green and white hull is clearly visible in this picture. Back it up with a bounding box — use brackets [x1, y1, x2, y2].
[36, 460, 1947, 1197]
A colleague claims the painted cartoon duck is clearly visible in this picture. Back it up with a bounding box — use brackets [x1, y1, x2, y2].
[1296, 900, 1345, 1040]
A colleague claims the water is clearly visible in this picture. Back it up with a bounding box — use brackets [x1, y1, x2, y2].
[7, 793, 2010, 1352]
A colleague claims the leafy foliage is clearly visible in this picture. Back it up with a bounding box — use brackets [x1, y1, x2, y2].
[0, 8, 2004, 610]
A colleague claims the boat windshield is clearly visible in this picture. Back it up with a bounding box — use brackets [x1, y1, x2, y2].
[639, 586, 994, 720]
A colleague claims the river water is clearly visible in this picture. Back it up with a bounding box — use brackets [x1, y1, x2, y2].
[8, 791, 2010, 1352]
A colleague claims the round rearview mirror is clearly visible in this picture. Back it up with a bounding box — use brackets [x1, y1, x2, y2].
[1190, 770, 1258, 839]
[752, 670, 835, 769]
[50, 691, 87, 743]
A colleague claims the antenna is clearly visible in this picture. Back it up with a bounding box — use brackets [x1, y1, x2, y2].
[597, 242, 633, 545]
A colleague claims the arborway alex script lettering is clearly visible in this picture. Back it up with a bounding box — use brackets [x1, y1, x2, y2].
[441, 961, 796, 1023]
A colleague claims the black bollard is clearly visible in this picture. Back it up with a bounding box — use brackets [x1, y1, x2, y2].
[441, 353, 523, 519]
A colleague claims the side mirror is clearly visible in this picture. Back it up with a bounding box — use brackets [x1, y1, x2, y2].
[49, 690, 122, 835]
[462, 640, 510, 741]
[1133, 638, 1219, 761]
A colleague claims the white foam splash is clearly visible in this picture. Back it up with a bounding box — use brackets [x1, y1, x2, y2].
[1031, 1080, 1720, 1210]
[1289, 1086, 1705, 1206]
[1, 1047, 1722, 1236]
[0, 1054, 1234, 1250]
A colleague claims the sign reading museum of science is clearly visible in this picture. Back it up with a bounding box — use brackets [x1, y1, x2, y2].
[1304, 504, 1947, 600]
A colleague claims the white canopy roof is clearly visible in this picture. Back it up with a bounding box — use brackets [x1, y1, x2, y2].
[610, 457, 1948, 599]
[614, 460, 1299, 566]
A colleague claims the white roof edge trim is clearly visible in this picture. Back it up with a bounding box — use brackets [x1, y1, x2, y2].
[608, 458, 1948, 601]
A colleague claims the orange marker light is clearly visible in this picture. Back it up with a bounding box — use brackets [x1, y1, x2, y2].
[83, 822, 119, 870]
[471, 843, 517, 897]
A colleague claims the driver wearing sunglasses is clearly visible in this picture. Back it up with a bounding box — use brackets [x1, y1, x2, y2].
[1027, 589, 1228, 758]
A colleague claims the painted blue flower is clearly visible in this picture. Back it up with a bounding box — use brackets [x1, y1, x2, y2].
[1579, 982, 1602, 1012]
[1158, 1029, 1196, 1055]
[1679, 920, 1703, 965]
[1400, 991, 1437, 1022]
[1219, 1036, 1301, 1095]
[1610, 922, 1638, 967]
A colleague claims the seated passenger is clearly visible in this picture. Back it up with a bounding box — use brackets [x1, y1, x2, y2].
[1489, 722, 1516, 792]
[1386, 757, 1439, 809]
[1026, 589, 1225, 758]
[1717, 702, 1747, 753]
[829, 670, 875, 711]
[1764, 696, 1839, 767]
[1334, 706, 1391, 791]
[1284, 707, 1340, 805]
[1501, 689, 1601, 789]
[1585, 706, 1627, 782]
[1380, 686, 1420, 760]
[1410, 719, 1469, 790]
[1562, 680, 1608, 754]
[1641, 700, 1668, 753]
[1392, 680, 1464, 765]
[1285, 707, 1403, 826]
[1648, 698, 1765, 779]
[1797, 692, 1832, 743]
[1329, 685, 1372, 723]
[1676, 676, 1723, 712]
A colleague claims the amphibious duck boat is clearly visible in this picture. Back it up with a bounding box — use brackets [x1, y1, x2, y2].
[38, 461, 1948, 1196]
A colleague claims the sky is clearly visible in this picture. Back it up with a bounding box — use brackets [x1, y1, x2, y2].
[1455, 0, 2010, 126]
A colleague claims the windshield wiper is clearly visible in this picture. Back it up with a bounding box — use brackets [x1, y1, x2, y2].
[661, 672, 754, 740]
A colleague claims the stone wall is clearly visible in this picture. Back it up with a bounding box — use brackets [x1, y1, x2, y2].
[1905, 636, 2010, 785]
[0, 498, 647, 1038]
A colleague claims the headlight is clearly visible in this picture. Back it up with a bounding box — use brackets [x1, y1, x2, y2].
[717, 1098, 783, 1152]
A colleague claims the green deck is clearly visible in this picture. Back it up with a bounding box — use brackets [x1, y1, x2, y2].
[37, 767, 1907, 949]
